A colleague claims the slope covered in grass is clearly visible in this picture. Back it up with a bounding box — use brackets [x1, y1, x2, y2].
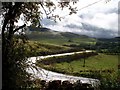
[24, 41, 71, 56]
[26, 27, 96, 45]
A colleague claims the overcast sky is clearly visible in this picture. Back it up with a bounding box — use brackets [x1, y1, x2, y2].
[41, 0, 119, 38]
[0, 0, 119, 38]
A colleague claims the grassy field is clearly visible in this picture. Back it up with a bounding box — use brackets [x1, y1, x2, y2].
[30, 37, 96, 46]
[38, 53, 118, 79]
[24, 41, 72, 56]
[53, 54, 118, 71]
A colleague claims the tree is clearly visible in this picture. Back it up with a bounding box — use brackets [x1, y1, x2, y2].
[1, 1, 79, 88]
[1, 2, 41, 88]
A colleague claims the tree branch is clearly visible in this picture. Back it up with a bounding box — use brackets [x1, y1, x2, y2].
[13, 24, 26, 33]
[40, 2, 48, 17]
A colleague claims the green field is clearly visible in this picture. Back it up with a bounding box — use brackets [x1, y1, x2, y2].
[53, 54, 118, 71]
[24, 41, 72, 56]
[38, 53, 118, 79]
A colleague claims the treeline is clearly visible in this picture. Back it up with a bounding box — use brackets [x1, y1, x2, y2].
[63, 40, 120, 55]
[95, 41, 119, 54]
[38, 52, 98, 65]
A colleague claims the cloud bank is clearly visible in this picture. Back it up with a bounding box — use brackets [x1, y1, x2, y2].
[41, 0, 119, 38]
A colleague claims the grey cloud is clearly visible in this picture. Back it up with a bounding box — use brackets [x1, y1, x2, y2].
[41, 18, 57, 26]
[64, 22, 111, 32]
[64, 22, 118, 38]
[74, 28, 117, 38]
[79, 14, 93, 19]
[64, 24, 82, 29]
[106, 8, 118, 14]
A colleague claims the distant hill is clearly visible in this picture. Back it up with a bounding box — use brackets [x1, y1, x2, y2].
[97, 37, 119, 42]
[28, 26, 51, 32]
[26, 27, 96, 45]
[27, 26, 89, 38]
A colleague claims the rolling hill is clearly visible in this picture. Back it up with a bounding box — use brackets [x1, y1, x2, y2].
[26, 26, 96, 45]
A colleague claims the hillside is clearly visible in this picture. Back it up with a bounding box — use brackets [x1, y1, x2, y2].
[27, 27, 96, 45]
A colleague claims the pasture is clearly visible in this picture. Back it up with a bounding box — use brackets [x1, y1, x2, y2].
[37, 53, 118, 79]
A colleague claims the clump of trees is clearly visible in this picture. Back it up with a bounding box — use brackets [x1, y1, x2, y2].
[95, 40, 120, 54]
[66, 39, 120, 55]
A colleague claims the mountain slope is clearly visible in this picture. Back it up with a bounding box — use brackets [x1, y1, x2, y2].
[27, 27, 96, 45]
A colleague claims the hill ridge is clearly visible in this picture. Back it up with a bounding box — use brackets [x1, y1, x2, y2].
[28, 26, 89, 38]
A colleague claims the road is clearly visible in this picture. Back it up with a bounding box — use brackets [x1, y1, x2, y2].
[28, 50, 92, 62]
[27, 50, 100, 87]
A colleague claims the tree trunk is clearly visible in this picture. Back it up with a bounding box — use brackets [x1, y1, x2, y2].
[2, 3, 23, 88]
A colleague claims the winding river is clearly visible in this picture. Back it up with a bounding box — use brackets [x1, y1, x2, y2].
[26, 50, 100, 87]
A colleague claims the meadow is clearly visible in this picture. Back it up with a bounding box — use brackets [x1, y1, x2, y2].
[37, 53, 118, 79]
[52, 54, 118, 72]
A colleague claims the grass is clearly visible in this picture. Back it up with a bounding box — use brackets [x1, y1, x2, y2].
[38, 53, 118, 79]
[37, 53, 119, 89]
[31, 38, 96, 46]
[23, 40, 72, 57]
[27, 31, 96, 46]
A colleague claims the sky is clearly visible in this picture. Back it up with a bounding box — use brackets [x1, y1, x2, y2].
[41, 0, 119, 38]
[0, 0, 119, 38]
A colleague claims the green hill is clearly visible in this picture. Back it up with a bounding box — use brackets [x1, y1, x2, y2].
[27, 27, 96, 45]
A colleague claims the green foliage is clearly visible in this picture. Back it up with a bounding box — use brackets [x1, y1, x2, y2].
[2, 36, 32, 88]
[95, 38, 120, 54]
[100, 74, 120, 90]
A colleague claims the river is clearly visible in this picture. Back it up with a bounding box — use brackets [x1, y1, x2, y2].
[26, 50, 100, 87]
